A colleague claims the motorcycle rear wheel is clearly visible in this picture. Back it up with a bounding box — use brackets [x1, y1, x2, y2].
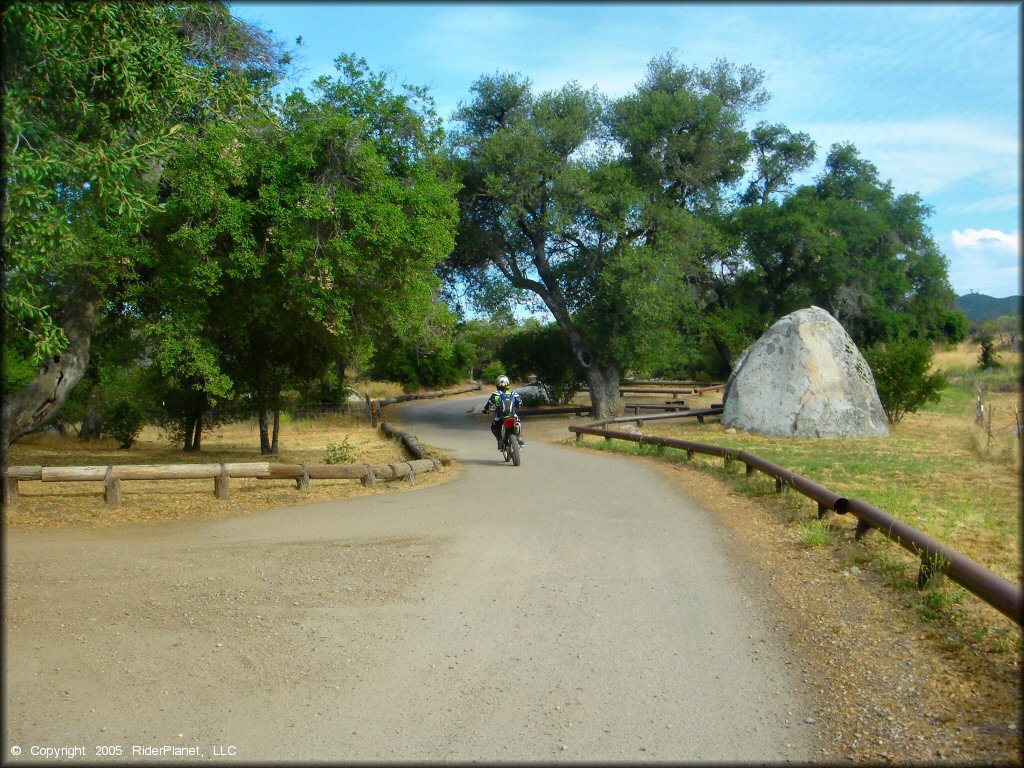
[509, 435, 521, 466]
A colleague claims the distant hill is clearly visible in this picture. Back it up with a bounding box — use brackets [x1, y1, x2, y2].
[956, 293, 1022, 323]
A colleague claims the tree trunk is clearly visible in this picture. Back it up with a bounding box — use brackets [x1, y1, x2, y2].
[1, 279, 101, 455]
[523, 277, 624, 419]
[259, 408, 271, 455]
[335, 357, 347, 395]
[183, 415, 196, 451]
[79, 405, 104, 441]
[544, 305, 622, 419]
[712, 337, 733, 376]
[183, 397, 205, 451]
[190, 412, 203, 451]
[270, 409, 280, 455]
[583, 362, 623, 420]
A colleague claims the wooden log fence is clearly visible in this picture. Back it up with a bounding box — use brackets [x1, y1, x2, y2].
[0, 384, 484, 510]
[580, 382, 725, 397]
[1, 458, 442, 509]
[380, 422, 426, 460]
[368, 383, 482, 427]
[621, 379, 706, 387]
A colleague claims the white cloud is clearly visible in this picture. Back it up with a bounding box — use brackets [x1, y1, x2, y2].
[944, 229, 1021, 297]
[951, 228, 1020, 255]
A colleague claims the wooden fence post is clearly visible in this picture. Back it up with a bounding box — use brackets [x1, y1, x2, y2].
[296, 465, 311, 492]
[104, 467, 122, 507]
[3, 471, 20, 509]
[215, 463, 230, 500]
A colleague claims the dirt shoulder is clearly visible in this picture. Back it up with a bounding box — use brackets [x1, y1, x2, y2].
[524, 413, 1022, 765]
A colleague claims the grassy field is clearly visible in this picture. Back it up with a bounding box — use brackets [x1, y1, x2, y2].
[3, 380, 452, 528]
[573, 341, 1022, 652]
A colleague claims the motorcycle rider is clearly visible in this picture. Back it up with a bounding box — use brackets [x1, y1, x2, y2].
[482, 375, 525, 450]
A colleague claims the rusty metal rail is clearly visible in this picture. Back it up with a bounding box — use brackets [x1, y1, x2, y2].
[568, 423, 1023, 626]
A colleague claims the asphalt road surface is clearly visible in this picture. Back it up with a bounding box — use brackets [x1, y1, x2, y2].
[4, 394, 819, 763]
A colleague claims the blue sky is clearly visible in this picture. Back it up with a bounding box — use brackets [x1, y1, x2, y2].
[232, 1, 1021, 298]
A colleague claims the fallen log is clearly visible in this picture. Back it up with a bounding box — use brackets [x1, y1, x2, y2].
[377, 383, 481, 407]
[380, 422, 426, 459]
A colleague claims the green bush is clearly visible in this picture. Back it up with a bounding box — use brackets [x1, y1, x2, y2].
[978, 338, 1002, 371]
[324, 438, 357, 465]
[864, 339, 947, 424]
[481, 361, 505, 387]
[369, 336, 470, 390]
[103, 400, 146, 449]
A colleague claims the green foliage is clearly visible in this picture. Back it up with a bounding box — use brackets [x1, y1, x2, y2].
[450, 53, 770, 415]
[103, 399, 145, 449]
[1, 1, 298, 450]
[324, 437, 357, 465]
[137, 52, 459, 439]
[500, 321, 585, 404]
[369, 301, 469, 388]
[457, 319, 516, 380]
[799, 519, 835, 548]
[973, 323, 1003, 370]
[863, 339, 947, 424]
[920, 586, 967, 622]
[978, 339, 1001, 371]
[2, 344, 38, 394]
[2, 2, 218, 363]
[719, 143, 963, 367]
[481, 361, 506, 387]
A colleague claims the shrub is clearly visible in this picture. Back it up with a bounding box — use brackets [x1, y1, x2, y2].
[324, 437, 357, 465]
[978, 337, 1001, 370]
[481, 361, 505, 386]
[864, 339, 947, 424]
[103, 400, 145, 449]
[799, 519, 834, 548]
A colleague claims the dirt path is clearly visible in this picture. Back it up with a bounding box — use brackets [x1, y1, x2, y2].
[3, 394, 825, 763]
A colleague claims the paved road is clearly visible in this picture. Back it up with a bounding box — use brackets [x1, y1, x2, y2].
[4, 394, 818, 763]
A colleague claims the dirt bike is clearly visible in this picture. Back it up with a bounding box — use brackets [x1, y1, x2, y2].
[499, 412, 523, 467]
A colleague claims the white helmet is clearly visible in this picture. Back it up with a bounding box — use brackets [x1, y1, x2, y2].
[496, 375, 510, 391]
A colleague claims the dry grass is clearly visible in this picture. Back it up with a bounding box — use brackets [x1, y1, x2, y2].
[4, 412, 453, 529]
[933, 343, 982, 371]
[353, 378, 407, 400]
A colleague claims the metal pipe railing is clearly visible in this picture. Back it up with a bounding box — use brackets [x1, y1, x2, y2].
[568, 422, 1023, 626]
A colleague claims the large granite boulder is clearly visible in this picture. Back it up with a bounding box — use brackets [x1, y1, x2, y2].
[723, 306, 889, 438]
